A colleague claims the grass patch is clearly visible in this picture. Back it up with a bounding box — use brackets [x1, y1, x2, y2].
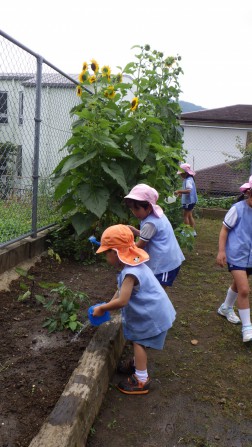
[0, 198, 60, 242]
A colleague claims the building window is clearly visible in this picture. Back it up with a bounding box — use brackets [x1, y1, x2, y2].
[16, 145, 22, 176]
[0, 91, 8, 124]
[19, 92, 24, 125]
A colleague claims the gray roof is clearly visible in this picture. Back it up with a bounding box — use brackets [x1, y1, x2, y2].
[0, 72, 78, 88]
[180, 105, 252, 125]
[196, 160, 249, 195]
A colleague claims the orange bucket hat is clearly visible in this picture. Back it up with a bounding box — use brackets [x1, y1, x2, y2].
[96, 224, 149, 266]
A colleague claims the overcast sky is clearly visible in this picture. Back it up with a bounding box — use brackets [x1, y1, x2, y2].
[1, 0, 252, 109]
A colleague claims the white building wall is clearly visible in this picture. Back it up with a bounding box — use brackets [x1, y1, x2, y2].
[182, 125, 247, 171]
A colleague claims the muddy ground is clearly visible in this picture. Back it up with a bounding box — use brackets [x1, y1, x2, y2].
[1, 218, 252, 447]
[86, 218, 252, 447]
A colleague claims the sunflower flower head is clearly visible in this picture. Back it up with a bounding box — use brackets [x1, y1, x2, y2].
[88, 75, 97, 84]
[82, 62, 88, 72]
[165, 56, 175, 67]
[131, 97, 139, 111]
[107, 85, 116, 99]
[76, 86, 82, 97]
[90, 59, 99, 73]
[101, 65, 111, 77]
[116, 73, 123, 83]
[78, 71, 89, 83]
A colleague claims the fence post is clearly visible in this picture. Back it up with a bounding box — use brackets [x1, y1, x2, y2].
[31, 55, 43, 238]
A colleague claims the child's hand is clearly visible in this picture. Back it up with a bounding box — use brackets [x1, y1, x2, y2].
[174, 190, 181, 196]
[127, 225, 138, 235]
[216, 251, 226, 267]
[93, 305, 105, 317]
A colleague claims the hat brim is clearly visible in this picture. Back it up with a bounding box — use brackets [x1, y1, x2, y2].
[96, 245, 110, 254]
[124, 192, 143, 201]
[96, 245, 149, 266]
[177, 169, 195, 176]
[239, 183, 251, 192]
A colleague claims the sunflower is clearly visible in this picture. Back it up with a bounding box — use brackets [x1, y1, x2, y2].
[90, 59, 99, 73]
[116, 73, 122, 83]
[78, 70, 89, 83]
[82, 62, 88, 72]
[131, 97, 139, 111]
[76, 86, 82, 97]
[107, 86, 116, 99]
[101, 65, 111, 77]
[88, 75, 96, 84]
[165, 56, 175, 67]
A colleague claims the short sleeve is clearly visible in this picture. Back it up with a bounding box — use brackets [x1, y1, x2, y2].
[185, 178, 193, 190]
[223, 206, 238, 229]
[140, 222, 156, 242]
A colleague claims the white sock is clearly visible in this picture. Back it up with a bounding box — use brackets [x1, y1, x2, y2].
[223, 287, 238, 308]
[135, 369, 148, 382]
[238, 308, 251, 327]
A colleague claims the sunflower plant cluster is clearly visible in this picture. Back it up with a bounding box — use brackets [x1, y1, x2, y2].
[53, 46, 186, 238]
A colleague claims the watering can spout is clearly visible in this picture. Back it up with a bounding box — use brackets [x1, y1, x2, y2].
[88, 235, 101, 246]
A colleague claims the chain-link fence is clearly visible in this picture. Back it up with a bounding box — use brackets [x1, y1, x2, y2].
[0, 30, 81, 247]
[181, 122, 252, 200]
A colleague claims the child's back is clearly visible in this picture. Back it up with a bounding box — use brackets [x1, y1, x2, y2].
[119, 262, 176, 340]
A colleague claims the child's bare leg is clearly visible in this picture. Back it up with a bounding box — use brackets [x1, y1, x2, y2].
[188, 211, 195, 229]
[117, 342, 150, 393]
[133, 342, 147, 371]
[183, 209, 190, 225]
[232, 270, 250, 310]
[232, 270, 252, 342]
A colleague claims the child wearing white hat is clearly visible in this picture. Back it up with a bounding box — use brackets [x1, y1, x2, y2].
[124, 183, 185, 288]
[175, 163, 198, 236]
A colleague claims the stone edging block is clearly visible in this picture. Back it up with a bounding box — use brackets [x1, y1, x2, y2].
[0, 230, 51, 274]
[28, 314, 125, 447]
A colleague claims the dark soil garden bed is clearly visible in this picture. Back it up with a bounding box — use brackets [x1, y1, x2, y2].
[0, 255, 117, 447]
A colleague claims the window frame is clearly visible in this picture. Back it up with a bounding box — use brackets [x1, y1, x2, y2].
[19, 91, 24, 125]
[0, 91, 8, 124]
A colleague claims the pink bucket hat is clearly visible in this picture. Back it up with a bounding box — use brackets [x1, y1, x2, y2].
[177, 163, 196, 176]
[96, 224, 149, 266]
[124, 184, 163, 217]
[239, 175, 252, 192]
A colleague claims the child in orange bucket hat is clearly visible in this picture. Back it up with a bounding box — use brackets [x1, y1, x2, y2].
[93, 224, 176, 395]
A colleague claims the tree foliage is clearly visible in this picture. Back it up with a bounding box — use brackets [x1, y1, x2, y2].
[53, 44, 185, 236]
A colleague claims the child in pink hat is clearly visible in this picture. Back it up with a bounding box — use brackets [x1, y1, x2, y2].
[175, 163, 198, 236]
[216, 175, 252, 343]
[124, 184, 185, 288]
[93, 224, 176, 394]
